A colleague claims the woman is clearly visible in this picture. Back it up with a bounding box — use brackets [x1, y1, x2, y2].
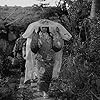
[35, 27, 56, 98]
[22, 19, 72, 98]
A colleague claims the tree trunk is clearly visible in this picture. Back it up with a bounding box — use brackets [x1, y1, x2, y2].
[90, 0, 96, 19]
[90, 0, 100, 19]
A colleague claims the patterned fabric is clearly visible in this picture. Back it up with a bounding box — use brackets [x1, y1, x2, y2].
[13, 36, 26, 76]
[35, 31, 55, 92]
[38, 31, 55, 57]
[13, 36, 26, 56]
[37, 59, 54, 92]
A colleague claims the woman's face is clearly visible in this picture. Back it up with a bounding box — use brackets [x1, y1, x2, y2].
[41, 27, 48, 33]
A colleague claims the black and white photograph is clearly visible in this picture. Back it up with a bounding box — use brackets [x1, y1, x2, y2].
[0, 0, 100, 100]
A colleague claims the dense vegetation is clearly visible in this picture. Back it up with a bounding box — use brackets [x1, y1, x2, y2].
[0, 0, 100, 100]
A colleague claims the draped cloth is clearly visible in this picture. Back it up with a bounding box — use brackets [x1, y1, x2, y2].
[22, 19, 72, 83]
[24, 38, 38, 83]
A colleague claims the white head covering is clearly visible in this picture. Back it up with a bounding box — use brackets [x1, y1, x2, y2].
[23, 19, 72, 83]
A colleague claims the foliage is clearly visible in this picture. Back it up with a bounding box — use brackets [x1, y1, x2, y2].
[47, 1, 100, 100]
[1, 0, 100, 100]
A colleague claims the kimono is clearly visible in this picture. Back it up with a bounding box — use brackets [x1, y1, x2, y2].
[22, 19, 72, 92]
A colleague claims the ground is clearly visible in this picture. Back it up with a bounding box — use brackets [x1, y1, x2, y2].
[0, 69, 55, 100]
